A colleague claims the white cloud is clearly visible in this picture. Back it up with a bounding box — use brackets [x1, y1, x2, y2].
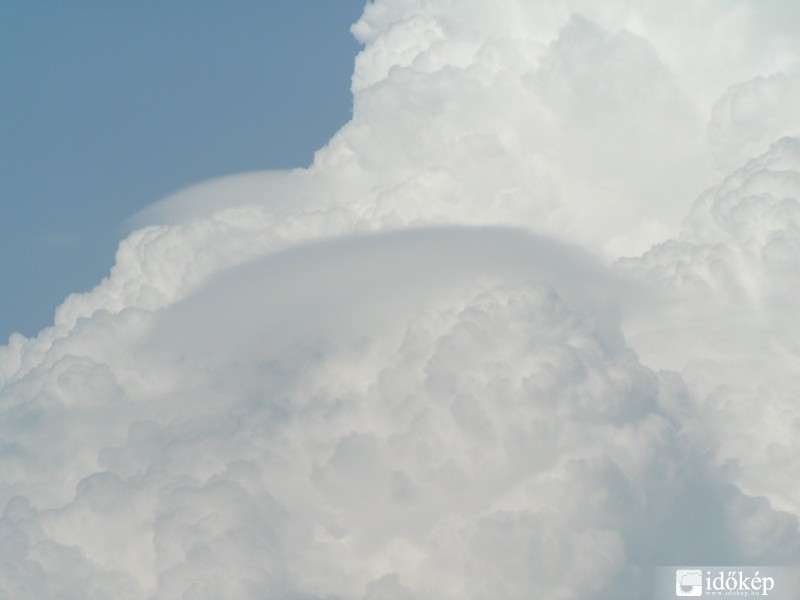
[617, 136, 800, 518]
[709, 68, 800, 172]
[2, 0, 800, 598]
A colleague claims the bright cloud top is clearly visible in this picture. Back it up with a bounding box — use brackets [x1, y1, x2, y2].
[2, 1, 800, 598]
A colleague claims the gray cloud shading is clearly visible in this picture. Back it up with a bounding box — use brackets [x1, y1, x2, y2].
[2, 0, 800, 598]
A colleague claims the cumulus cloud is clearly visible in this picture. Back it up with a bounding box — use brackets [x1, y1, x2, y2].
[709, 69, 800, 172]
[2, 0, 800, 598]
[617, 136, 800, 518]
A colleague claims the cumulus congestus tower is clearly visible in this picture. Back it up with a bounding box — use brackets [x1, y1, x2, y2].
[2, 0, 800, 598]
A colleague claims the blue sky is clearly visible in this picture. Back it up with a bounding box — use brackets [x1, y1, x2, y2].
[0, 1, 365, 341]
